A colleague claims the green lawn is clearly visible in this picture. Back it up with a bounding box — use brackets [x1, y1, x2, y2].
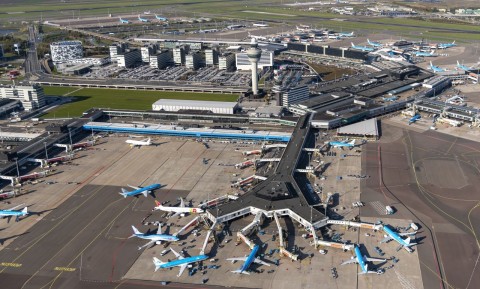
[42, 87, 238, 118]
[43, 86, 80, 96]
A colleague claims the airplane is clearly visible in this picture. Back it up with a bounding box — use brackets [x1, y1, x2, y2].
[438, 41, 456, 49]
[227, 244, 270, 274]
[138, 15, 149, 22]
[457, 61, 473, 71]
[253, 23, 269, 27]
[341, 245, 386, 274]
[155, 14, 168, 21]
[126, 137, 152, 147]
[367, 39, 382, 47]
[381, 224, 417, 250]
[153, 247, 209, 276]
[0, 205, 28, 223]
[414, 50, 437, 57]
[429, 61, 446, 73]
[382, 96, 398, 102]
[339, 31, 354, 38]
[153, 199, 204, 217]
[119, 17, 130, 24]
[351, 43, 374, 52]
[409, 114, 421, 125]
[130, 225, 179, 250]
[119, 183, 161, 198]
[329, 140, 356, 149]
[247, 32, 267, 41]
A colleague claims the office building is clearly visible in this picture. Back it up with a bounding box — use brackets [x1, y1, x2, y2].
[50, 41, 83, 63]
[141, 45, 158, 63]
[117, 49, 141, 68]
[185, 52, 203, 70]
[0, 84, 46, 111]
[109, 43, 128, 62]
[281, 85, 309, 106]
[219, 53, 235, 71]
[236, 50, 273, 70]
[205, 49, 218, 66]
[150, 50, 172, 69]
[173, 47, 186, 65]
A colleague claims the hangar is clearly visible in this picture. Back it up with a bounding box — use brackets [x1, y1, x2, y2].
[152, 99, 239, 114]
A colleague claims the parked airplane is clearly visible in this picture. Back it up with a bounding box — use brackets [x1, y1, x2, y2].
[154, 199, 204, 217]
[414, 50, 437, 57]
[247, 32, 267, 41]
[409, 114, 421, 125]
[119, 17, 130, 24]
[457, 61, 473, 71]
[329, 140, 356, 149]
[429, 61, 446, 73]
[155, 14, 168, 21]
[153, 247, 209, 276]
[383, 96, 398, 102]
[138, 15, 149, 22]
[438, 41, 456, 49]
[381, 224, 417, 249]
[351, 43, 374, 52]
[130, 225, 179, 250]
[119, 183, 161, 198]
[227, 244, 270, 274]
[341, 245, 386, 274]
[367, 39, 382, 47]
[253, 23, 269, 27]
[126, 137, 151, 147]
[339, 31, 354, 38]
[0, 205, 28, 223]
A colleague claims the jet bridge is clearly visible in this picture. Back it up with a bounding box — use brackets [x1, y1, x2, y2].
[240, 211, 264, 236]
[273, 212, 299, 261]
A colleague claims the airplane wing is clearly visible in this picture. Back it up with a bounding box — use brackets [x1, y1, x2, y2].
[170, 248, 184, 260]
[380, 236, 392, 243]
[399, 231, 417, 236]
[253, 258, 270, 266]
[156, 224, 162, 235]
[127, 184, 141, 190]
[341, 258, 358, 265]
[169, 211, 182, 218]
[226, 257, 248, 262]
[5, 204, 24, 211]
[178, 264, 188, 277]
[365, 257, 386, 263]
[179, 198, 185, 208]
[138, 240, 155, 250]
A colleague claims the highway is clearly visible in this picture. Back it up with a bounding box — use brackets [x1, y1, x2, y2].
[24, 26, 42, 76]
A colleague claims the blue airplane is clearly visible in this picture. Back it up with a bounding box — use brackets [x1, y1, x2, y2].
[227, 244, 270, 274]
[0, 205, 28, 223]
[341, 245, 386, 274]
[153, 247, 209, 276]
[339, 31, 354, 38]
[119, 183, 161, 198]
[367, 39, 382, 48]
[383, 96, 398, 102]
[130, 224, 179, 250]
[429, 61, 446, 73]
[351, 42, 374, 52]
[155, 14, 168, 21]
[138, 15, 149, 22]
[438, 41, 456, 49]
[381, 224, 417, 249]
[414, 50, 437, 57]
[119, 17, 130, 24]
[408, 114, 421, 125]
[457, 61, 473, 71]
[329, 140, 356, 149]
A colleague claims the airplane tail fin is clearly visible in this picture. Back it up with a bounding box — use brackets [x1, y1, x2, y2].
[142, 191, 148, 197]
[452, 40, 455, 44]
[405, 237, 411, 244]
[349, 140, 355, 145]
[153, 257, 165, 272]
[154, 200, 161, 208]
[120, 188, 128, 198]
[21, 207, 28, 215]
[131, 225, 141, 235]
[351, 42, 355, 47]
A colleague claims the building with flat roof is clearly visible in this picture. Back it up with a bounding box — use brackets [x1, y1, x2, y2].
[0, 84, 46, 111]
[152, 99, 238, 114]
[150, 50, 172, 69]
[219, 53, 236, 71]
[205, 48, 219, 66]
[236, 51, 273, 70]
[117, 49, 141, 68]
[281, 85, 309, 106]
[109, 43, 128, 62]
[185, 51, 203, 70]
[50, 41, 83, 63]
[173, 47, 186, 65]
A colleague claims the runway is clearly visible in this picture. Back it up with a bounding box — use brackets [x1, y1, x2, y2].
[361, 123, 480, 289]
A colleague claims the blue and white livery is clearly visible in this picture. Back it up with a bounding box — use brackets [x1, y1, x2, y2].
[339, 31, 354, 38]
[430, 61, 446, 73]
[367, 39, 382, 47]
[130, 224, 179, 250]
[0, 204, 28, 223]
[119, 183, 161, 198]
[457, 61, 473, 71]
[438, 41, 456, 49]
[227, 244, 270, 274]
[351, 42, 374, 52]
[381, 224, 417, 250]
[153, 247, 209, 276]
[414, 50, 437, 57]
[329, 140, 356, 149]
[155, 14, 168, 21]
[341, 245, 386, 274]
[138, 15, 149, 22]
[119, 17, 129, 24]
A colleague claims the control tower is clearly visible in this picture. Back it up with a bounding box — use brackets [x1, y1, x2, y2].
[246, 38, 262, 95]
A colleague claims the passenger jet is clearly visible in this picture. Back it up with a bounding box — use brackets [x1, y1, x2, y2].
[367, 39, 382, 47]
[430, 61, 446, 73]
[457, 61, 473, 71]
[329, 140, 356, 149]
[380, 224, 417, 250]
[153, 247, 209, 276]
[351, 43, 374, 52]
[119, 183, 161, 198]
[341, 245, 386, 274]
[138, 15, 149, 22]
[0, 205, 28, 223]
[154, 199, 204, 217]
[126, 137, 152, 147]
[227, 244, 270, 274]
[130, 224, 179, 250]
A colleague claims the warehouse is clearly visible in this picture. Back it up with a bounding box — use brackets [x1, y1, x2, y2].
[152, 99, 239, 114]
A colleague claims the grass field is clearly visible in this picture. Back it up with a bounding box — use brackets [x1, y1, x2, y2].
[42, 86, 238, 118]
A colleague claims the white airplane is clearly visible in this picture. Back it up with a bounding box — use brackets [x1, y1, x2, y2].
[247, 32, 267, 41]
[341, 245, 386, 274]
[153, 199, 204, 217]
[126, 137, 152, 147]
[339, 31, 354, 38]
[130, 224, 179, 250]
[253, 23, 269, 27]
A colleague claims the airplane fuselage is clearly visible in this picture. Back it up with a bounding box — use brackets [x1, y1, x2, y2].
[158, 254, 208, 269]
[239, 244, 260, 273]
[155, 205, 204, 214]
[383, 225, 411, 247]
[133, 233, 179, 242]
[123, 183, 161, 197]
[329, 141, 355, 148]
[354, 246, 369, 273]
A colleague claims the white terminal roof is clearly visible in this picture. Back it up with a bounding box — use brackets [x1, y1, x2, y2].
[153, 99, 237, 108]
[337, 118, 378, 137]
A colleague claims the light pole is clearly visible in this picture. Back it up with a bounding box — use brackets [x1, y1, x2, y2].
[44, 141, 48, 160]
[68, 127, 73, 146]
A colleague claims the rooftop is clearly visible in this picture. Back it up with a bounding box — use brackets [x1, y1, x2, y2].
[153, 99, 238, 108]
